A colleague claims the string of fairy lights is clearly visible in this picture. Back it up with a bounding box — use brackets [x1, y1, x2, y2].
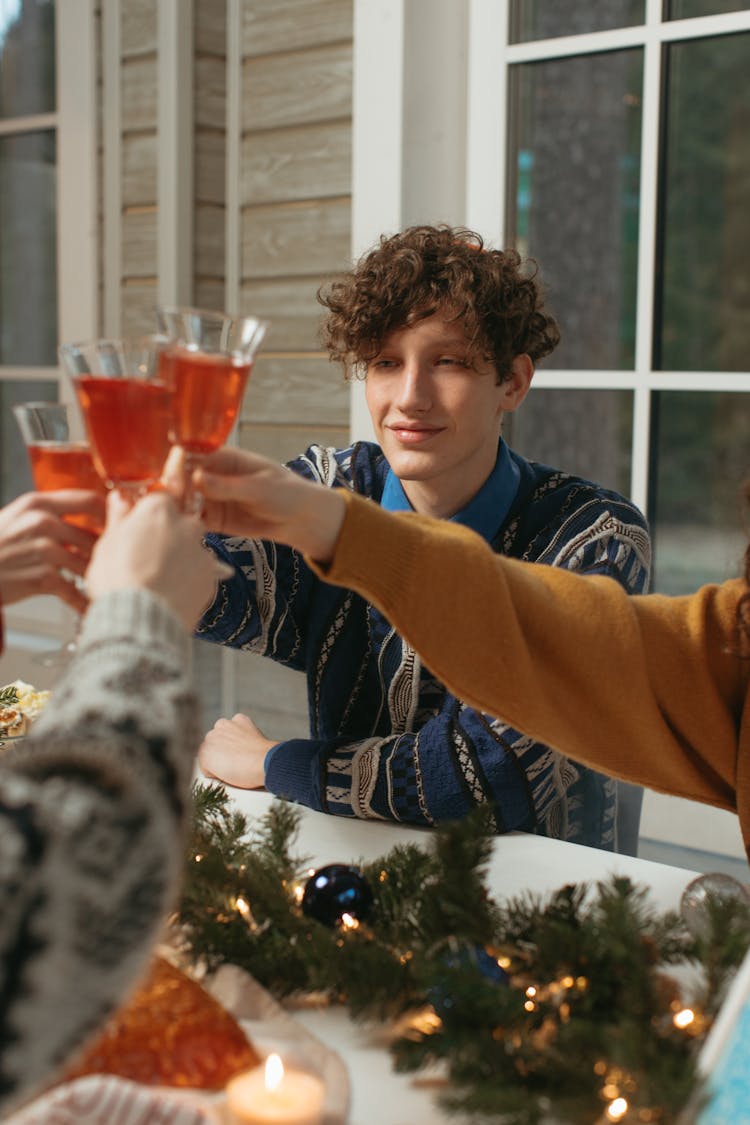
[176, 786, 750, 1124]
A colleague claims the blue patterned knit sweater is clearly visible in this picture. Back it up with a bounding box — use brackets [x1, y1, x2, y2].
[199, 441, 651, 849]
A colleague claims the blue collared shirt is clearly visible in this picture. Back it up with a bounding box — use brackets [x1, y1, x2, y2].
[380, 438, 521, 544]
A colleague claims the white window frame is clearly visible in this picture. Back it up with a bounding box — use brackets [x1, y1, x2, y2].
[464, 0, 750, 863]
[465, 0, 750, 516]
[348, 0, 750, 861]
[1, 0, 97, 648]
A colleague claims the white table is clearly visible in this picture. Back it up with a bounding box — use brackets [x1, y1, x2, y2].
[224, 788, 701, 1125]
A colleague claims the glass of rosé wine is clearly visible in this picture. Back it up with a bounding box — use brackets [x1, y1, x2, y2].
[13, 401, 108, 665]
[59, 335, 175, 499]
[154, 306, 268, 506]
[12, 401, 107, 533]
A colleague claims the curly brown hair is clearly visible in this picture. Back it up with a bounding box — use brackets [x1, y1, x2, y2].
[318, 225, 560, 382]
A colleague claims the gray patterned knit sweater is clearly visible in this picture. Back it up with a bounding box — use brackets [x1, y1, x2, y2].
[0, 590, 199, 1117]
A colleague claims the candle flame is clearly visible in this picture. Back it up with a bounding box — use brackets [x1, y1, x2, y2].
[265, 1052, 284, 1092]
[606, 1097, 628, 1121]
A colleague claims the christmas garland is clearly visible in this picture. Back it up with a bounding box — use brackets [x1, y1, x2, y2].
[173, 784, 750, 1124]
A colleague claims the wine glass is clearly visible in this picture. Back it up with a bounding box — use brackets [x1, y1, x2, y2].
[154, 306, 268, 507]
[12, 401, 107, 666]
[58, 335, 175, 498]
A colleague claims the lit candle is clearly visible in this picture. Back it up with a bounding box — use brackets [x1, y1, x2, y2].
[225, 1053, 325, 1125]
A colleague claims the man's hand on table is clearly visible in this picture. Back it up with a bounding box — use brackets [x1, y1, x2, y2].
[198, 711, 275, 790]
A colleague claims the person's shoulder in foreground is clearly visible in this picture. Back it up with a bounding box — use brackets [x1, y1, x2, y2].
[0, 487, 221, 1115]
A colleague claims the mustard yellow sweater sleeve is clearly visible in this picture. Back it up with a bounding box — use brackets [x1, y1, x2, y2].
[310, 492, 750, 855]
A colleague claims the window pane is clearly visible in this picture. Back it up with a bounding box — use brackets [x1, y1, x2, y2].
[504, 388, 634, 498]
[0, 379, 57, 506]
[667, 0, 748, 18]
[650, 391, 750, 594]
[508, 50, 643, 369]
[509, 0, 644, 44]
[0, 130, 57, 365]
[657, 33, 750, 372]
[0, 0, 55, 117]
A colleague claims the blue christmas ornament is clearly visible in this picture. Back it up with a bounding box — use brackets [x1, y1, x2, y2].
[302, 863, 373, 927]
[428, 945, 509, 1017]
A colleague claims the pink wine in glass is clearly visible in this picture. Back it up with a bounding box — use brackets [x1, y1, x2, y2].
[161, 347, 252, 453]
[27, 442, 107, 533]
[74, 376, 173, 493]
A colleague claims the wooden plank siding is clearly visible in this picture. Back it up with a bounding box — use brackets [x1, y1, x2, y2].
[238, 0, 353, 454]
[241, 0, 352, 56]
[121, 0, 157, 54]
[243, 356, 349, 427]
[116, 3, 227, 331]
[118, 2, 158, 333]
[194, 7, 227, 313]
[103, 0, 354, 732]
[234, 0, 354, 736]
[242, 120, 351, 206]
[241, 42, 352, 131]
[239, 275, 338, 351]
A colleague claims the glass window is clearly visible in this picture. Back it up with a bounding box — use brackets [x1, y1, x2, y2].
[656, 33, 750, 372]
[667, 0, 749, 18]
[509, 0, 645, 44]
[649, 391, 750, 594]
[504, 388, 634, 498]
[0, 130, 57, 365]
[0, 0, 55, 118]
[0, 379, 56, 506]
[507, 50, 643, 370]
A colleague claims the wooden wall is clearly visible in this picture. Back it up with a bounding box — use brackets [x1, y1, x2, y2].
[114, 0, 228, 334]
[236, 0, 352, 466]
[119, 0, 159, 334]
[100, 0, 354, 735]
[193, 1, 227, 313]
[231, 0, 353, 735]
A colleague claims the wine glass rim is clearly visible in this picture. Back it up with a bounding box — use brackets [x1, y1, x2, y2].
[13, 400, 68, 411]
[59, 333, 169, 355]
[155, 304, 269, 327]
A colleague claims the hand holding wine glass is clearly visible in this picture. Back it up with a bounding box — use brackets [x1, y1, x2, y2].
[13, 402, 107, 533]
[0, 490, 101, 614]
[155, 306, 268, 508]
[11, 401, 108, 663]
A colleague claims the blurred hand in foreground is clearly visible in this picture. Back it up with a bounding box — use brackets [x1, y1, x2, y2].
[86, 489, 231, 631]
[0, 490, 104, 612]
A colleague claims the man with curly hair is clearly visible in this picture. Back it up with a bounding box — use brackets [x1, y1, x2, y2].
[197, 225, 651, 850]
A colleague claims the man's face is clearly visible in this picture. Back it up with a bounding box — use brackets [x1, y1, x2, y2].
[365, 313, 516, 518]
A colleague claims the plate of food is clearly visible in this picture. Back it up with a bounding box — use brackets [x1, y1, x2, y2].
[0, 680, 51, 747]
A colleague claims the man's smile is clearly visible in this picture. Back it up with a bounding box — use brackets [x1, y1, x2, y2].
[386, 422, 445, 444]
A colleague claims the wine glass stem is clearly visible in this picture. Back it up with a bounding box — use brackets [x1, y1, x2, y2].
[183, 453, 204, 515]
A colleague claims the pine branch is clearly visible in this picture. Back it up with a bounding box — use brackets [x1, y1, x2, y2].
[174, 784, 750, 1125]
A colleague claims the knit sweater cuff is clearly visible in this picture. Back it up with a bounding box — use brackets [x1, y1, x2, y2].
[264, 739, 322, 808]
[78, 589, 190, 665]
